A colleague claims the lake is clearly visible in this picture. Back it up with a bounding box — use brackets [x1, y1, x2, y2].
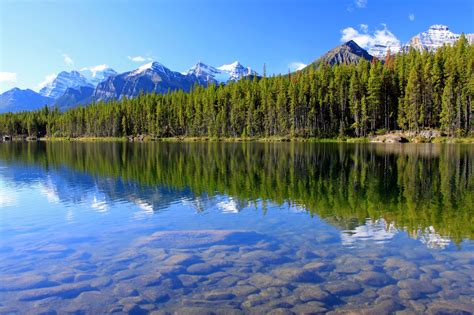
[0, 141, 473, 314]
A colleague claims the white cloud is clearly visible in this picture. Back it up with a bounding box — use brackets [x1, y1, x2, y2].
[408, 13, 415, 21]
[341, 27, 372, 47]
[128, 56, 145, 62]
[128, 56, 153, 62]
[80, 64, 109, 75]
[88, 64, 108, 72]
[63, 54, 74, 65]
[289, 62, 307, 71]
[0, 72, 17, 83]
[341, 24, 400, 50]
[38, 73, 57, 89]
[355, 0, 367, 8]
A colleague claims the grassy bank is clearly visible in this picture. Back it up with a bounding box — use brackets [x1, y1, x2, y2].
[23, 135, 474, 143]
[156, 136, 370, 143]
[39, 136, 128, 142]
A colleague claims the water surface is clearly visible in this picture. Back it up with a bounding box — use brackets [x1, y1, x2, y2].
[0, 142, 473, 314]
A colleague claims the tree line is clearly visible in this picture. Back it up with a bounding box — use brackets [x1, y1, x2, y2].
[0, 35, 472, 138]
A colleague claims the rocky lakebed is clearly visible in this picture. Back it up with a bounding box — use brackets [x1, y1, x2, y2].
[1, 229, 473, 314]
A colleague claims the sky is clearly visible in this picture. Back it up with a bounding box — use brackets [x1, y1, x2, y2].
[0, 0, 473, 93]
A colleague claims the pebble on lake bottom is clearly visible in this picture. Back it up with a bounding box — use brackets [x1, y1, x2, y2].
[1, 229, 473, 314]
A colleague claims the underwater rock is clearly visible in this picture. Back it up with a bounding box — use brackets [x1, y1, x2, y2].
[291, 301, 328, 314]
[163, 254, 199, 266]
[247, 274, 288, 288]
[186, 263, 218, 275]
[272, 267, 322, 283]
[239, 250, 286, 264]
[18, 283, 95, 301]
[427, 300, 474, 315]
[0, 273, 55, 291]
[303, 261, 335, 272]
[439, 270, 471, 283]
[397, 279, 440, 294]
[377, 284, 399, 297]
[355, 271, 394, 287]
[295, 284, 334, 303]
[325, 281, 363, 296]
[230, 285, 260, 297]
[136, 230, 263, 249]
[398, 289, 422, 300]
[204, 291, 236, 301]
[266, 308, 295, 315]
[384, 257, 417, 270]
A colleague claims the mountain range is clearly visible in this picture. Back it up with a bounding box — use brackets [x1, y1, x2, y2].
[1, 24, 472, 113]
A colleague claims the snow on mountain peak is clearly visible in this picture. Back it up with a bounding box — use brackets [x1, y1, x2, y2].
[185, 61, 258, 83]
[404, 24, 473, 52]
[38, 66, 117, 100]
[217, 61, 258, 81]
[137, 62, 154, 72]
[187, 61, 219, 74]
[217, 61, 243, 72]
[428, 24, 449, 31]
[39, 71, 93, 99]
[185, 62, 222, 83]
[80, 65, 117, 87]
[131, 61, 171, 76]
[366, 24, 473, 58]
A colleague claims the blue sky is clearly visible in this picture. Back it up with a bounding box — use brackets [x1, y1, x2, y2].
[0, 0, 473, 93]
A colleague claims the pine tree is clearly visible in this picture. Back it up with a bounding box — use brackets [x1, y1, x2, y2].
[404, 63, 423, 131]
[367, 62, 383, 133]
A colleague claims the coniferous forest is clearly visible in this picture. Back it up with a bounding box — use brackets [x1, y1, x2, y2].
[0, 36, 472, 139]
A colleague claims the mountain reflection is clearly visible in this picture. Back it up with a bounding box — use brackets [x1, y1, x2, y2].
[0, 141, 472, 245]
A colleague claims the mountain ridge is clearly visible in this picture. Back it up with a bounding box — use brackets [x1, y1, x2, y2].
[1, 24, 472, 113]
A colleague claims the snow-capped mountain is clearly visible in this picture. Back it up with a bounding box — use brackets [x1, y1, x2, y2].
[185, 61, 258, 84]
[404, 24, 474, 52]
[80, 66, 117, 87]
[38, 67, 117, 100]
[217, 61, 258, 81]
[352, 25, 473, 60]
[0, 88, 53, 113]
[185, 62, 222, 84]
[369, 42, 401, 59]
[93, 61, 201, 102]
[39, 71, 93, 99]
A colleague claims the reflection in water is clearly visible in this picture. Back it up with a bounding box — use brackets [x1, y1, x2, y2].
[340, 219, 398, 247]
[0, 141, 472, 243]
[0, 142, 473, 314]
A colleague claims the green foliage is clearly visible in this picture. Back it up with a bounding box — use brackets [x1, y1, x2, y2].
[0, 40, 472, 138]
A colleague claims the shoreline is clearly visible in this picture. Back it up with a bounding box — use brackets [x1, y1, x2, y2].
[1, 135, 474, 144]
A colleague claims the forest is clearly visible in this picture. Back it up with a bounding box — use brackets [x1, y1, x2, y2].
[0, 36, 472, 139]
